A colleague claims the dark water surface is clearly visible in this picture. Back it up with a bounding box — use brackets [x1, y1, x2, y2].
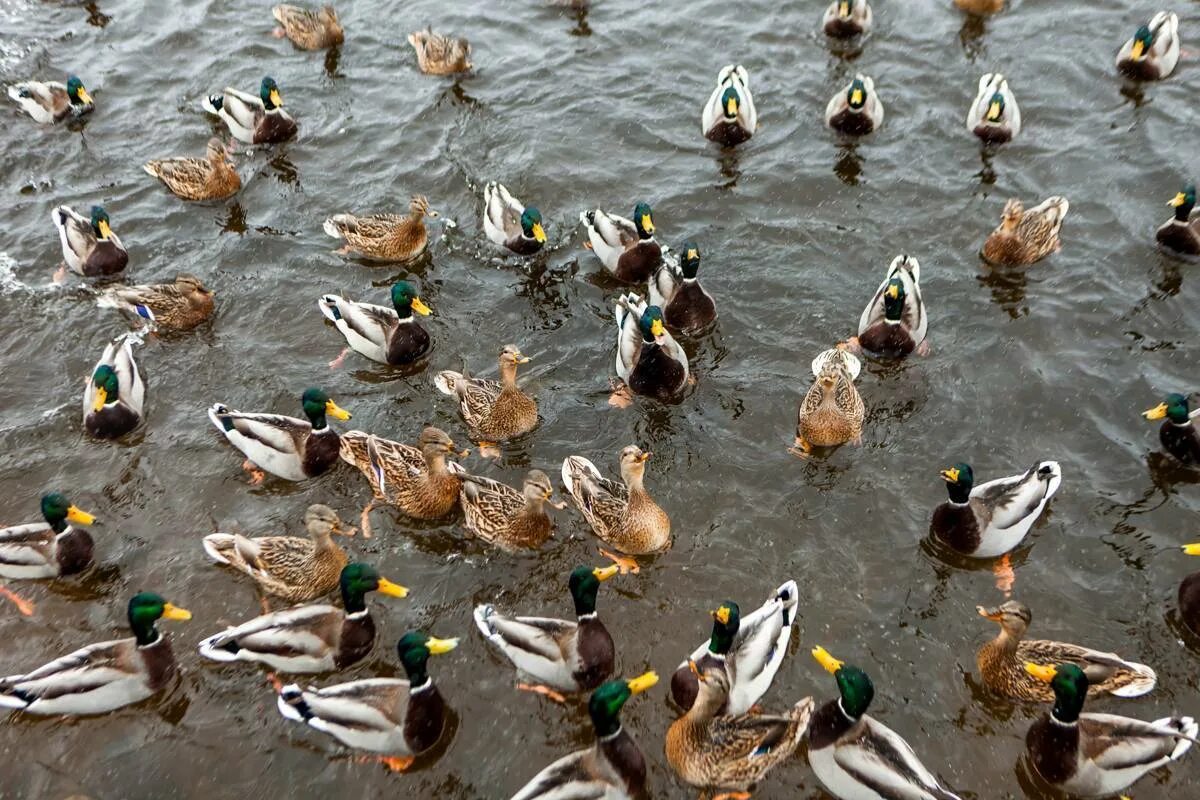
[2, 0, 1199, 797]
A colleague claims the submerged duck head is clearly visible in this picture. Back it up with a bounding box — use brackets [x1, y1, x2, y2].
[883, 278, 906, 321]
[260, 76, 283, 109]
[391, 280, 432, 317]
[588, 672, 657, 736]
[41, 492, 96, 532]
[813, 646, 874, 718]
[301, 387, 351, 428]
[940, 462, 975, 503]
[568, 564, 619, 617]
[66, 76, 93, 106]
[632, 202, 655, 239]
[1143, 393, 1191, 425]
[1025, 662, 1087, 722]
[707, 600, 741, 654]
[90, 365, 120, 412]
[396, 631, 458, 684]
[520, 207, 547, 243]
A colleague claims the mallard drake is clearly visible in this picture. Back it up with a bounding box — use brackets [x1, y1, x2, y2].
[981, 197, 1069, 266]
[794, 347, 864, 454]
[1179, 545, 1200, 637]
[670, 580, 800, 715]
[826, 74, 883, 135]
[198, 563, 407, 673]
[434, 345, 538, 443]
[1143, 393, 1200, 463]
[579, 203, 662, 283]
[202, 504, 352, 603]
[810, 647, 964, 800]
[850, 254, 928, 358]
[272, 4, 343, 50]
[823, 0, 873, 37]
[84, 333, 145, 439]
[649, 243, 717, 335]
[1157, 184, 1200, 256]
[967, 73, 1020, 144]
[407, 28, 472, 75]
[510, 673, 658, 799]
[143, 137, 240, 201]
[562, 446, 671, 556]
[474, 565, 619, 701]
[1024, 663, 1196, 797]
[6, 75, 93, 123]
[0, 592, 190, 715]
[51, 205, 127, 276]
[0, 493, 96, 579]
[1117, 12, 1180, 81]
[976, 601, 1155, 702]
[483, 182, 546, 255]
[323, 196, 437, 262]
[459, 469, 557, 551]
[666, 660, 813, 797]
[208, 387, 351, 482]
[97, 274, 214, 332]
[318, 281, 432, 366]
[701, 65, 757, 147]
[202, 77, 297, 145]
[930, 461, 1061, 558]
[614, 293, 689, 402]
[954, 0, 1003, 15]
[278, 632, 457, 767]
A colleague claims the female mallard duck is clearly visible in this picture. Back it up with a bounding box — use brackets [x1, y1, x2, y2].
[649, 243, 717, 335]
[84, 333, 145, 439]
[407, 28, 472, 75]
[208, 387, 351, 482]
[701, 64, 757, 147]
[0, 592, 190, 715]
[483, 182, 546, 255]
[666, 660, 813, 798]
[1117, 12, 1180, 81]
[511, 673, 657, 799]
[459, 469, 557, 551]
[614, 293, 689, 402]
[981, 196, 1069, 266]
[318, 281, 432, 366]
[562, 445, 671, 557]
[826, 74, 883, 135]
[930, 461, 1061, 558]
[579, 203, 662, 283]
[1157, 184, 1200, 256]
[473, 565, 619, 702]
[278, 632, 457, 768]
[6, 75, 93, 123]
[850, 254, 928, 358]
[97, 274, 215, 332]
[272, 4, 343, 50]
[198, 563, 408, 673]
[143, 137, 241, 201]
[0, 493, 96, 579]
[967, 73, 1020, 144]
[202, 504, 352, 603]
[823, 0, 872, 38]
[670, 580, 800, 715]
[794, 347, 864, 454]
[1024, 663, 1196, 797]
[52, 205, 127, 276]
[202, 77, 297, 145]
[323, 195, 438, 262]
[1143, 393, 1200, 463]
[810, 647, 964, 800]
[954, 0, 1003, 15]
[434, 345, 538, 443]
[976, 600, 1155, 702]
[1179, 545, 1200, 637]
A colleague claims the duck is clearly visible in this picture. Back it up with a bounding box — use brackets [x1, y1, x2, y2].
[1024, 663, 1196, 797]
[277, 632, 457, 767]
[849, 255, 928, 358]
[579, 203, 662, 283]
[930, 461, 1062, 559]
[323, 196, 437, 262]
[434, 344, 538, 443]
[1116, 12, 1180, 81]
[825, 74, 883, 135]
[198, 563, 408, 673]
[407, 28, 472, 75]
[318, 281, 432, 366]
[1178, 544, 1200, 637]
[981, 196, 1069, 265]
[84, 333, 145, 439]
[0, 493, 96, 579]
[510, 673, 658, 799]
[482, 182, 546, 255]
[967, 73, 1020, 144]
[474, 565, 620, 701]
[976, 600, 1156, 702]
[202, 504, 352, 603]
[0, 592, 190, 715]
[562, 446, 671, 556]
[202, 77, 297, 145]
[51, 205, 127, 276]
[670, 580, 800, 715]
[810, 646, 964, 800]
[666, 660, 813, 798]
[97, 274, 215, 332]
[6, 75, 93, 123]
[272, 4, 344, 50]
[794, 347, 864, 454]
[823, 0, 873, 37]
[649, 242, 717, 335]
[614, 293, 690, 402]
[954, 0, 1003, 14]
[207, 387, 351, 482]
[143, 137, 240, 201]
[701, 64, 757, 147]
[1143, 393, 1200, 464]
[1157, 183, 1200, 256]
[459, 469, 557, 551]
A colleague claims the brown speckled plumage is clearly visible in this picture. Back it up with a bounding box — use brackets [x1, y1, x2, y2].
[459, 469, 555, 550]
[324, 196, 436, 262]
[982, 197, 1069, 266]
[797, 359, 865, 448]
[562, 446, 670, 555]
[273, 4, 343, 50]
[99, 274, 214, 331]
[143, 138, 240, 201]
[339, 427, 463, 519]
[407, 29, 472, 75]
[435, 345, 538, 442]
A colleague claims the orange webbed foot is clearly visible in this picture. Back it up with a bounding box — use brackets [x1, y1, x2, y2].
[0, 585, 35, 616]
[599, 547, 639, 575]
[517, 683, 567, 704]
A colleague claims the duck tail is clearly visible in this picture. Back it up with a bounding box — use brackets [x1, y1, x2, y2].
[276, 684, 313, 721]
[201, 93, 223, 115]
[433, 371, 461, 396]
[473, 604, 499, 641]
[1033, 460, 1062, 499]
[1111, 660, 1157, 697]
[317, 294, 342, 322]
[201, 533, 236, 565]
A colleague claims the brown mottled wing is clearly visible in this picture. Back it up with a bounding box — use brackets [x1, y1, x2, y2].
[346, 214, 407, 241]
[1079, 714, 1182, 768]
[705, 713, 802, 785]
[246, 536, 318, 586]
[457, 377, 503, 429]
[1016, 640, 1141, 688]
[145, 157, 211, 200]
[461, 475, 524, 543]
[577, 473, 629, 539]
[834, 371, 865, 424]
[798, 380, 824, 419]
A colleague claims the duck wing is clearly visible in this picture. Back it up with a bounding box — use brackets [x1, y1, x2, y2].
[1080, 713, 1196, 770]
[510, 747, 619, 800]
[198, 604, 340, 661]
[970, 461, 1061, 531]
[1016, 640, 1155, 697]
[833, 716, 963, 800]
[1, 637, 139, 703]
[283, 677, 408, 728]
[484, 182, 524, 240]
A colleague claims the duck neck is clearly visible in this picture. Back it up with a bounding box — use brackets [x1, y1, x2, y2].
[424, 449, 448, 476]
[130, 617, 161, 647]
[499, 361, 519, 390]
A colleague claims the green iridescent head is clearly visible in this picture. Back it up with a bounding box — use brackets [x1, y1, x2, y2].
[396, 631, 458, 684]
[883, 278, 906, 321]
[91, 365, 119, 412]
[632, 202, 655, 239]
[90, 206, 113, 239]
[338, 562, 409, 613]
[720, 85, 740, 120]
[847, 77, 867, 110]
[587, 672, 658, 737]
[939, 462, 974, 503]
[679, 242, 701, 280]
[66, 76, 92, 106]
[638, 305, 667, 343]
[1026, 662, 1087, 723]
[391, 281, 431, 318]
[300, 387, 350, 430]
[260, 76, 282, 109]
[1144, 393, 1191, 425]
[707, 601, 740, 654]
[520, 207, 547, 243]
[813, 647, 874, 718]
[985, 91, 1005, 122]
[127, 591, 191, 645]
[568, 564, 619, 617]
[41, 492, 96, 532]
[1131, 24, 1154, 60]
[1168, 184, 1196, 221]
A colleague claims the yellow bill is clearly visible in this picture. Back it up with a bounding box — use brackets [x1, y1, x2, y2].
[77, 87, 94, 104]
[637, 451, 651, 462]
[725, 96, 738, 116]
[940, 467, 960, 482]
[97, 219, 113, 239]
[162, 603, 192, 621]
[426, 636, 458, 655]
[410, 297, 432, 316]
[987, 100, 1002, 121]
[650, 318, 665, 337]
[1130, 40, 1145, 60]
[886, 284, 899, 299]
[1142, 403, 1168, 421]
[711, 605, 732, 625]
[325, 400, 351, 420]
[1024, 662, 1057, 683]
[593, 565, 620, 581]
[640, 214, 654, 234]
[269, 88, 283, 107]
[839, 0, 850, 17]
[627, 670, 659, 693]
[1169, 192, 1188, 207]
[66, 505, 96, 526]
[812, 645, 844, 674]
[1182, 544, 1200, 556]
[532, 222, 547, 243]
[686, 249, 698, 260]
[377, 577, 409, 598]
[92, 386, 108, 412]
[850, 88, 864, 106]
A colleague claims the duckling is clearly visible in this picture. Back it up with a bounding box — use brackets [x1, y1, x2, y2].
[0, 493, 96, 579]
[823, 0, 873, 37]
[323, 196, 437, 262]
[849, 254, 928, 358]
[701, 64, 757, 147]
[614, 293, 690, 402]
[6, 75, 93, 123]
[826, 74, 883, 135]
[954, 0, 1003, 14]
[562, 445, 671, 558]
[272, 4, 344, 50]
[202, 77, 297, 145]
[318, 281, 432, 366]
[407, 28, 472, 75]
[459, 469, 557, 551]
[649, 243, 717, 336]
[84, 334, 145, 439]
[482, 182, 546, 255]
[97, 274, 215, 332]
[1117, 12, 1180, 81]
[981, 196, 1069, 266]
[1178, 544, 1200, 637]
[143, 137, 241, 201]
[967, 73, 1020, 144]
[51, 205, 127, 277]
[1143, 393, 1200, 463]
[794, 347, 864, 454]
[930, 461, 1061, 558]
[579, 203, 662, 283]
[1157, 183, 1200, 256]
[434, 344, 538, 444]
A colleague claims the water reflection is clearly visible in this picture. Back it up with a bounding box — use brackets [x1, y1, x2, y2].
[439, 81, 480, 110]
[84, 1, 111, 27]
[268, 150, 300, 185]
[976, 149, 998, 186]
[958, 14, 988, 61]
[714, 147, 741, 190]
[323, 46, 343, 80]
[977, 261, 1028, 318]
[834, 144, 863, 186]
[566, 6, 591, 37]
[219, 201, 247, 235]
